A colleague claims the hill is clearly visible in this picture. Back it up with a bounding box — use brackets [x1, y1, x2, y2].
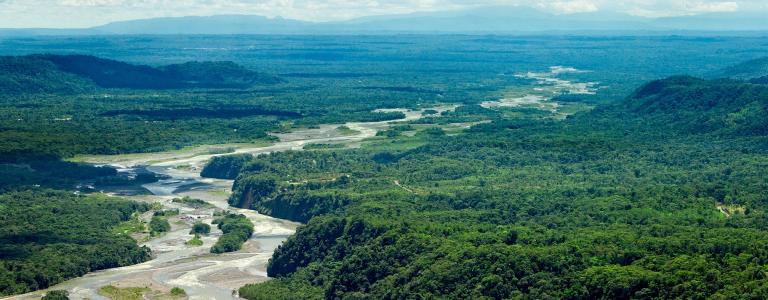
[0, 191, 152, 296]
[214, 75, 768, 299]
[0, 56, 95, 94]
[623, 76, 768, 135]
[711, 57, 768, 80]
[0, 54, 281, 93]
[751, 76, 768, 84]
[36, 54, 282, 89]
[158, 61, 282, 88]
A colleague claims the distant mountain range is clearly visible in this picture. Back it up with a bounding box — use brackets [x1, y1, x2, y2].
[1, 7, 767, 35]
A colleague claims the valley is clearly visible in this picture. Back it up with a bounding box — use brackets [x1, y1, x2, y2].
[1, 33, 767, 300]
[7, 105, 454, 299]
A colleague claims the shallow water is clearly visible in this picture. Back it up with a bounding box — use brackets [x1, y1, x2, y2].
[480, 66, 598, 112]
[7, 105, 455, 300]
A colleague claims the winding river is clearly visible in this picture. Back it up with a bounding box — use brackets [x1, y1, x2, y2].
[7, 105, 455, 300]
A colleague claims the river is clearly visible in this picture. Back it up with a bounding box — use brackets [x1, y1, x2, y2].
[7, 105, 455, 300]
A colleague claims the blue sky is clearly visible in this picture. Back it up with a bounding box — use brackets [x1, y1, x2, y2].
[1, 0, 766, 28]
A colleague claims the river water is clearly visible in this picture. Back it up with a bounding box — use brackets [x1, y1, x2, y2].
[7, 105, 455, 300]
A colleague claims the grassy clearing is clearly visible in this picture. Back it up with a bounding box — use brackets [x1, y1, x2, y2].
[97, 285, 188, 300]
[303, 143, 347, 150]
[360, 136, 428, 152]
[111, 212, 146, 235]
[172, 196, 215, 209]
[97, 285, 151, 300]
[186, 234, 204, 246]
[336, 125, 361, 136]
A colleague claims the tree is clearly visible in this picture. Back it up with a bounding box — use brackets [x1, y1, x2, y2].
[190, 222, 211, 235]
[149, 216, 171, 234]
[41, 290, 70, 300]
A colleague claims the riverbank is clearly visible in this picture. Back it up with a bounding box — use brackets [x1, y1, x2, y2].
[6, 105, 456, 300]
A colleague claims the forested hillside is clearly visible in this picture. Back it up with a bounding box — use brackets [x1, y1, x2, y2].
[0, 55, 282, 94]
[0, 191, 152, 296]
[0, 53, 419, 160]
[221, 76, 768, 299]
[623, 76, 768, 135]
[2, 35, 768, 299]
[751, 75, 768, 84]
[3, 54, 282, 91]
[712, 56, 768, 80]
[0, 156, 121, 191]
[0, 56, 95, 95]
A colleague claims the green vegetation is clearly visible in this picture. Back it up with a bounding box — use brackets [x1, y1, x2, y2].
[186, 235, 204, 247]
[3, 35, 768, 298]
[752, 75, 768, 84]
[190, 222, 211, 235]
[0, 191, 151, 296]
[205, 147, 237, 155]
[346, 111, 406, 122]
[149, 216, 171, 235]
[418, 127, 447, 137]
[97, 285, 150, 300]
[303, 143, 347, 150]
[2, 54, 281, 90]
[376, 129, 401, 137]
[626, 76, 768, 135]
[97, 284, 187, 300]
[154, 209, 180, 217]
[210, 213, 254, 253]
[200, 154, 255, 179]
[170, 287, 187, 297]
[0, 157, 119, 191]
[112, 212, 147, 235]
[0, 56, 93, 95]
[335, 125, 359, 136]
[41, 290, 70, 300]
[712, 56, 768, 80]
[226, 154, 354, 222]
[239, 279, 323, 300]
[172, 196, 214, 209]
[231, 76, 768, 299]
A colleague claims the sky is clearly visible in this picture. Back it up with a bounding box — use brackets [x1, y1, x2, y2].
[0, 0, 766, 28]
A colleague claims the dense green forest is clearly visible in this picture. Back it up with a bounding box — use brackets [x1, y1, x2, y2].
[2, 35, 768, 298]
[0, 56, 94, 95]
[0, 54, 281, 92]
[712, 56, 768, 80]
[0, 55, 289, 158]
[0, 54, 414, 162]
[0, 191, 151, 296]
[222, 76, 768, 299]
[3, 35, 765, 161]
[210, 213, 255, 253]
[0, 156, 119, 191]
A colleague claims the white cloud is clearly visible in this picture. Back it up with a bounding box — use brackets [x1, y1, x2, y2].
[623, 0, 740, 17]
[688, 1, 739, 13]
[546, 0, 600, 14]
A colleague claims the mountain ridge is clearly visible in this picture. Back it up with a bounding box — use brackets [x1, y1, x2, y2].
[0, 54, 281, 93]
[2, 7, 768, 35]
